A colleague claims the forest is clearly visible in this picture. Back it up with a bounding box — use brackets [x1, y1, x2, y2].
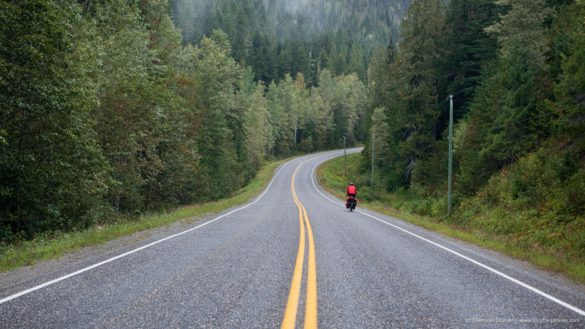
[364, 0, 585, 263]
[0, 0, 374, 242]
[1, 0, 584, 265]
[171, 0, 407, 84]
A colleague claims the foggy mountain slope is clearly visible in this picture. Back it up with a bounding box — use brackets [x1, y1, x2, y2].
[171, 0, 410, 84]
[172, 0, 408, 42]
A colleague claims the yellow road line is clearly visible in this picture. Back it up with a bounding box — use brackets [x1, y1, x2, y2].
[281, 162, 318, 329]
[303, 203, 318, 329]
[281, 174, 306, 329]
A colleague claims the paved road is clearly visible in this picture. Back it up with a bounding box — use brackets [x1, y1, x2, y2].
[1, 150, 584, 328]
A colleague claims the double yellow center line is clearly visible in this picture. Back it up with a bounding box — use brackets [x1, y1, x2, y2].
[281, 162, 318, 329]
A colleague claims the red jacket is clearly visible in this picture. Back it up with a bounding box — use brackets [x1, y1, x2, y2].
[347, 185, 357, 195]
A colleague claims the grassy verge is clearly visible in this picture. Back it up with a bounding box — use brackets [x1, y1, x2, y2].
[0, 160, 284, 272]
[318, 153, 585, 283]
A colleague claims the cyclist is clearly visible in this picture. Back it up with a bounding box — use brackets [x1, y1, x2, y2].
[346, 182, 357, 209]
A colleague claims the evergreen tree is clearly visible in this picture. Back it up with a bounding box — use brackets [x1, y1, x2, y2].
[483, 0, 552, 162]
[191, 31, 244, 200]
[369, 108, 391, 170]
[458, 0, 553, 193]
[267, 76, 294, 156]
[444, 0, 499, 118]
[367, 44, 394, 111]
[250, 32, 276, 84]
[388, 0, 447, 188]
[551, 1, 585, 152]
[348, 43, 367, 81]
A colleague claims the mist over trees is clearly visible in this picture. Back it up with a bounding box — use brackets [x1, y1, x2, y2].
[172, 0, 407, 84]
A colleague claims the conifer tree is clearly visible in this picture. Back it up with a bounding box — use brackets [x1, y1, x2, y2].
[458, 0, 552, 193]
[552, 1, 585, 152]
[191, 31, 244, 200]
[444, 0, 499, 117]
[389, 0, 447, 187]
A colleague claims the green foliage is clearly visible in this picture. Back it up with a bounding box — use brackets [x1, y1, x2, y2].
[0, 0, 371, 243]
[367, 0, 447, 191]
[241, 69, 273, 172]
[456, 145, 585, 261]
[551, 1, 585, 153]
[321, 151, 585, 283]
[367, 0, 581, 201]
[332, 73, 369, 143]
[356, 0, 585, 280]
[457, 0, 554, 194]
[0, 0, 109, 239]
[183, 30, 245, 200]
[2, 0, 584, 282]
[91, 1, 165, 211]
[267, 75, 296, 156]
[444, 0, 499, 116]
[172, 0, 403, 85]
[0, 159, 284, 272]
[369, 108, 391, 166]
[263, 69, 368, 156]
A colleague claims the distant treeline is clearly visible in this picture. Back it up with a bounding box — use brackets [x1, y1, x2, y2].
[172, 0, 406, 85]
[364, 0, 585, 258]
[0, 0, 367, 241]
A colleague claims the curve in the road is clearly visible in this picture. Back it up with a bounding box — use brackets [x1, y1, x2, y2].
[1, 150, 584, 328]
[282, 159, 318, 329]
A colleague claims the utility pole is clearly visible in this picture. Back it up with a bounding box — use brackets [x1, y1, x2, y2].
[293, 118, 297, 149]
[371, 133, 375, 188]
[343, 136, 347, 177]
[448, 95, 454, 215]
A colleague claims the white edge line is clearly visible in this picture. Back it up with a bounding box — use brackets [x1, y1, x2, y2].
[309, 155, 585, 317]
[0, 161, 291, 305]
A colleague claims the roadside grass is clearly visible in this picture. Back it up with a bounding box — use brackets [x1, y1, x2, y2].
[318, 153, 585, 284]
[0, 160, 284, 272]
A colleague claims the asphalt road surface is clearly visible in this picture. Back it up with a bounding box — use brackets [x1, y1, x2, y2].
[1, 150, 584, 328]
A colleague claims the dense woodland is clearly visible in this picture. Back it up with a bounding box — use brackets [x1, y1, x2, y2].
[172, 0, 407, 84]
[0, 0, 371, 241]
[1, 0, 584, 258]
[365, 0, 585, 260]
